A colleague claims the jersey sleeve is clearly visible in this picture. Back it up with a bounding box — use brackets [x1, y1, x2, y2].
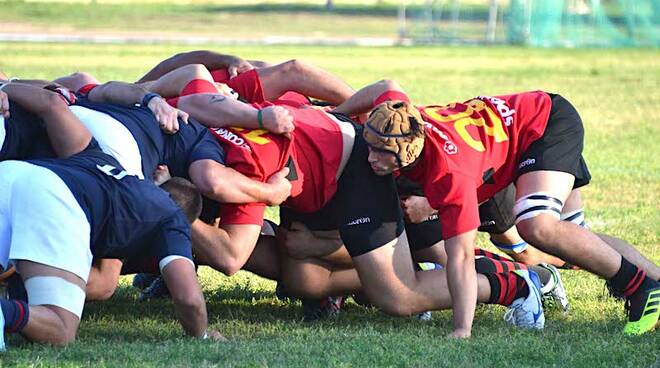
[188, 131, 226, 166]
[425, 173, 481, 239]
[219, 202, 266, 226]
[149, 210, 194, 265]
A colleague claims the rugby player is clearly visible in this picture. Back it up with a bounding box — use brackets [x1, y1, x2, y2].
[147, 70, 544, 337]
[0, 90, 222, 349]
[2, 76, 294, 300]
[339, 79, 660, 335]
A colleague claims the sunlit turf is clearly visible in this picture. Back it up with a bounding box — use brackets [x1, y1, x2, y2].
[1, 1, 409, 39]
[0, 42, 658, 367]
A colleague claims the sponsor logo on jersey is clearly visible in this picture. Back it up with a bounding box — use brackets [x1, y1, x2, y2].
[478, 96, 516, 126]
[346, 217, 371, 226]
[211, 128, 251, 151]
[518, 158, 536, 169]
[443, 141, 458, 155]
[424, 123, 458, 155]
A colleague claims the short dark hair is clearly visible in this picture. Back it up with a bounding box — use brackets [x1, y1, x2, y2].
[160, 177, 202, 223]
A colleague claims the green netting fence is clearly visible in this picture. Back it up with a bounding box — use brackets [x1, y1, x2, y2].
[403, 0, 659, 47]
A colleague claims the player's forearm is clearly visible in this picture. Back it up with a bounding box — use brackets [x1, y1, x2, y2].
[178, 93, 259, 129]
[161, 259, 208, 337]
[191, 161, 275, 205]
[3, 83, 92, 157]
[138, 50, 242, 83]
[334, 79, 406, 116]
[87, 81, 150, 106]
[445, 234, 478, 333]
[192, 221, 260, 275]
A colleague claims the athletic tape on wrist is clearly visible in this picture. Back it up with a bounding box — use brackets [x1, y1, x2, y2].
[257, 109, 264, 129]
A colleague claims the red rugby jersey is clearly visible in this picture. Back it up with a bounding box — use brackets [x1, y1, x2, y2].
[401, 91, 551, 239]
[208, 104, 344, 225]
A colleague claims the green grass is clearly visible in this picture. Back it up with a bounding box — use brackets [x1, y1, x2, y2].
[0, 42, 659, 367]
[0, 1, 412, 39]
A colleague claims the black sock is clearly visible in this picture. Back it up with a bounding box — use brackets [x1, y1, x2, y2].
[608, 257, 646, 298]
[529, 265, 552, 287]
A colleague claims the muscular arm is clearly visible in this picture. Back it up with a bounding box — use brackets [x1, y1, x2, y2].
[334, 79, 406, 117]
[137, 50, 254, 83]
[161, 258, 208, 337]
[2, 83, 92, 157]
[178, 93, 293, 134]
[87, 81, 188, 133]
[189, 159, 291, 206]
[445, 230, 478, 337]
[191, 220, 262, 276]
[87, 81, 150, 106]
[86, 259, 123, 301]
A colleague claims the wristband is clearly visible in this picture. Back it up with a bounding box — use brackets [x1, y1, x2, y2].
[257, 109, 264, 129]
[141, 92, 161, 107]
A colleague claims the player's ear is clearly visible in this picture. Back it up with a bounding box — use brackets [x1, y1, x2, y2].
[161, 177, 202, 223]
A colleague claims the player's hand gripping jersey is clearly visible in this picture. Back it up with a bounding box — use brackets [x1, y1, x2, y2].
[402, 91, 551, 239]
[208, 103, 345, 225]
[72, 96, 225, 181]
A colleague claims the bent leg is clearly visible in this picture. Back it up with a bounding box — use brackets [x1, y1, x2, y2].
[16, 260, 86, 345]
[257, 59, 354, 105]
[515, 170, 621, 277]
[352, 233, 491, 316]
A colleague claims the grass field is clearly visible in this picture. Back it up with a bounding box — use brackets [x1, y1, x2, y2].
[0, 42, 659, 367]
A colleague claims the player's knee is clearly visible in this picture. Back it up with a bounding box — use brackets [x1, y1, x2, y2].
[280, 59, 304, 76]
[516, 215, 558, 247]
[181, 63, 211, 79]
[374, 295, 415, 317]
[51, 324, 78, 346]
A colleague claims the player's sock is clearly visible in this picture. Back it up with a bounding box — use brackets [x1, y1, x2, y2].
[491, 240, 529, 255]
[485, 272, 529, 306]
[608, 257, 647, 298]
[475, 257, 528, 274]
[528, 265, 553, 287]
[474, 248, 510, 261]
[0, 299, 29, 333]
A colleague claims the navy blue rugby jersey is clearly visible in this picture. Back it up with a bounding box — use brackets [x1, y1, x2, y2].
[72, 97, 225, 181]
[0, 101, 55, 160]
[28, 148, 192, 263]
